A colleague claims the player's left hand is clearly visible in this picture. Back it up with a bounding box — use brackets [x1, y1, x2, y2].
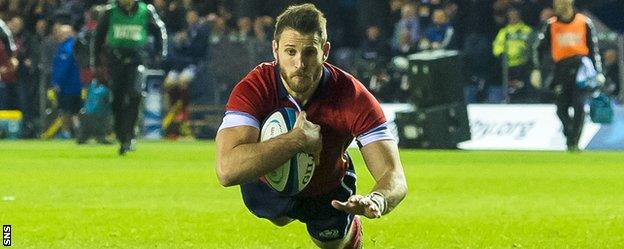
[331, 195, 381, 219]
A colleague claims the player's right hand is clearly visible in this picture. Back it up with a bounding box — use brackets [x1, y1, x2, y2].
[331, 195, 382, 219]
[293, 111, 322, 165]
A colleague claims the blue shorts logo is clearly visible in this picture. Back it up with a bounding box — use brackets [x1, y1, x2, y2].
[319, 229, 340, 240]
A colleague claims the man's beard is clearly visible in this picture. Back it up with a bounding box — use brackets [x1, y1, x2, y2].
[281, 69, 313, 94]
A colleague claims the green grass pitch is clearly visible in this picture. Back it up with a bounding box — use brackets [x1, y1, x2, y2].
[1, 140, 623, 248]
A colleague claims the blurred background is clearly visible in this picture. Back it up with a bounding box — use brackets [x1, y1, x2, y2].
[0, 0, 622, 150]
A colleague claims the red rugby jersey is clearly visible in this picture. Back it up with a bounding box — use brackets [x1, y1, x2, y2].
[223, 61, 390, 196]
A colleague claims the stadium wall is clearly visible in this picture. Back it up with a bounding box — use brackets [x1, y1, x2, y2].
[375, 103, 624, 151]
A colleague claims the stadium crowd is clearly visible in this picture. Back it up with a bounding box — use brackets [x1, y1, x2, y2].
[0, 0, 621, 139]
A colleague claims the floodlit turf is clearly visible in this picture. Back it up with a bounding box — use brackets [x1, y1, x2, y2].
[1, 140, 623, 248]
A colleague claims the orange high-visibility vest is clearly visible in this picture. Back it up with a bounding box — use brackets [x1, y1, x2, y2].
[549, 14, 589, 62]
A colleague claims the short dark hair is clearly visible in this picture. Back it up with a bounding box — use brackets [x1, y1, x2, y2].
[274, 3, 327, 43]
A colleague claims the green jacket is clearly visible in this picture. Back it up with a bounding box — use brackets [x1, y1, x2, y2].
[106, 2, 149, 48]
[94, 1, 167, 66]
[493, 23, 533, 67]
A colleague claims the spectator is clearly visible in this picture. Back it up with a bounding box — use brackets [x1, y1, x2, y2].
[163, 9, 209, 138]
[152, 0, 168, 24]
[539, 7, 555, 22]
[207, 14, 228, 44]
[18, 18, 49, 138]
[0, 18, 18, 110]
[74, 6, 101, 86]
[387, 0, 406, 39]
[443, 1, 459, 27]
[419, 8, 454, 51]
[51, 25, 81, 139]
[0, 18, 16, 56]
[417, 1, 433, 29]
[493, 0, 511, 30]
[165, 9, 208, 90]
[510, 0, 547, 28]
[455, 0, 498, 103]
[393, 29, 418, 57]
[233, 16, 252, 42]
[493, 8, 534, 102]
[39, 21, 63, 103]
[392, 3, 420, 51]
[247, 16, 273, 64]
[358, 25, 392, 100]
[9, 16, 38, 117]
[164, 0, 189, 34]
[603, 48, 620, 98]
[361, 25, 390, 62]
[0, 40, 18, 110]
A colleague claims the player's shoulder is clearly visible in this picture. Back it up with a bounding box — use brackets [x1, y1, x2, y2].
[325, 62, 370, 95]
[325, 63, 359, 86]
[232, 62, 277, 95]
[252, 62, 277, 74]
[240, 62, 276, 85]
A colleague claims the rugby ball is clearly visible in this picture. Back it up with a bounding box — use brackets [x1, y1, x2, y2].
[260, 107, 315, 195]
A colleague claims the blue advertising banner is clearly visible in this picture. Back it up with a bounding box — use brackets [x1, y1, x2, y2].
[139, 67, 165, 140]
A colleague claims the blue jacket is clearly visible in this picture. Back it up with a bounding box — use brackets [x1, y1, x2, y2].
[425, 24, 451, 43]
[52, 37, 81, 96]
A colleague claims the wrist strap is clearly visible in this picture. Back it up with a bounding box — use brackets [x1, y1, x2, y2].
[367, 191, 387, 216]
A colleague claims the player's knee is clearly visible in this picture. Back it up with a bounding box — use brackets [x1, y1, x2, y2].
[270, 217, 294, 227]
[310, 216, 362, 249]
[311, 235, 359, 249]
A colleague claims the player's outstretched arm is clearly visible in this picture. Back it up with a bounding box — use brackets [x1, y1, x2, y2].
[332, 140, 407, 218]
[215, 111, 321, 187]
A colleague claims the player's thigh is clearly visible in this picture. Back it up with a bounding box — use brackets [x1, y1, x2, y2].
[303, 168, 358, 246]
[240, 180, 295, 223]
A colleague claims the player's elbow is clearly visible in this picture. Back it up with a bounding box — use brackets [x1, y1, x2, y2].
[216, 161, 237, 187]
[395, 172, 408, 201]
[216, 170, 236, 187]
[399, 180, 408, 201]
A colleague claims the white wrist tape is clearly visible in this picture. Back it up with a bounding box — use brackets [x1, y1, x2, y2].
[367, 191, 387, 215]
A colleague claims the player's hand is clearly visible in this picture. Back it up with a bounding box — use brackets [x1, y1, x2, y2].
[293, 111, 322, 165]
[331, 195, 382, 219]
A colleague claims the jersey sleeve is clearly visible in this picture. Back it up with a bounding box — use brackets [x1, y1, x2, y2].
[147, 4, 168, 58]
[585, 18, 603, 73]
[347, 82, 394, 147]
[220, 70, 266, 130]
